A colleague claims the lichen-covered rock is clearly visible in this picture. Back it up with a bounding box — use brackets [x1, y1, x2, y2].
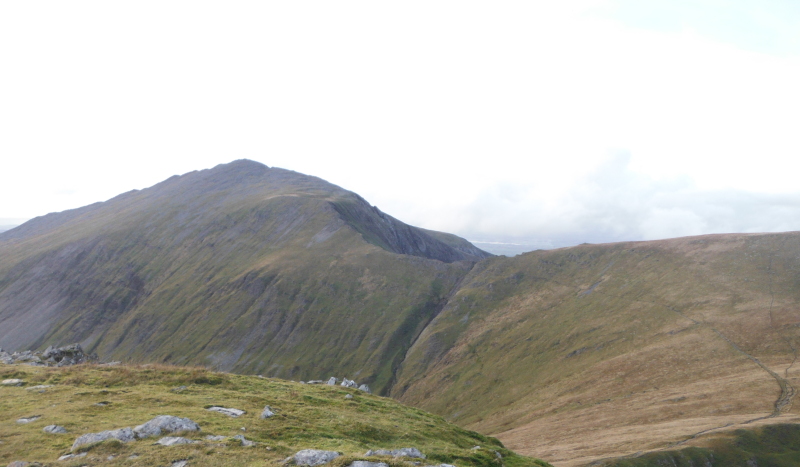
[345, 394, 354, 400]
[156, 437, 198, 446]
[292, 449, 341, 466]
[205, 435, 226, 441]
[260, 405, 275, 419]
[365, 448, 425, 459]
[1, 379, 23, 386]
[358, 384, 371, 393]
[134, 415, 200, 438]
[43, 425, 67, 434]
[71, 427, 135, 450]
[207, 406, 245, 417]
[326, 377, 338, 385]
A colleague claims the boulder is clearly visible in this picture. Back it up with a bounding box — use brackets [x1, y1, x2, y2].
[16, 416, 41, 424]
[71, 427, 135, 450]
[351, 462, 388, 467]
[25, 385, 52, 391]
[1, 379, 23, 386]
[326, 377, 338, 385]
[292, 449, 341, 466]
[345, 394, 354, 400]
[340, 378, 357, 388]
[365, 448, 425, 459]
[260, 405, 275, 419]
[358, 384, 371, 393]
[58, 453, 87, 461]
[207, 406, 245, 417]
[233, 434, 256, 447]
[172, 461, 188, 467]
[134, 415, 200, 438]
[205, 435, 226, 441]
[43, 425, 67, 434]
[156, 437, 198, 446]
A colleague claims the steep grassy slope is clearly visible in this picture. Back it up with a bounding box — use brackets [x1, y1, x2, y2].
[0, 160, 489, 395]
[0, 363, 549, 467]
[393, 233, 800, 465]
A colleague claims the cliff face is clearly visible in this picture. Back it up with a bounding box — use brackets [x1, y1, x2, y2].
[0, 160, 488, 395]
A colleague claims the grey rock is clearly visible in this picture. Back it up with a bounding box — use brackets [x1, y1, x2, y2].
[172, 461, 189, 467]
[172, 385, 188, 392]
[260, 405, 275, 419]
[233, 434, 256, 446]
[358, 384, 371, 393]
[58, 452, 87, 461]
[156, 436, 198, 446]
[326, 377, 338, 385]
[26, 385, 52, 391]
[8, 462, 35, 467]
[205, 435, 226, 441]
[17, 416, 41, 424]
[351, 462, 388, 467]
[207, 406, 245, 417]
[71, 427, 135, 450]
[345, 394, 354, 400]
[1, 379, 23, 386]
[306, 380, 324, 384]
[340, 378, 357, 388]
[134, 415, 200, 438]
[365, 448, 425, 459]
[43, 425, 67, 434]
[293, 449, 341, 466]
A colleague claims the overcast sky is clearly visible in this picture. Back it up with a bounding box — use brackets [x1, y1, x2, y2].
[2, 1, 799, 253]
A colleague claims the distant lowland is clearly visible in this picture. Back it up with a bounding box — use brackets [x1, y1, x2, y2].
[3, 160, 800, 467]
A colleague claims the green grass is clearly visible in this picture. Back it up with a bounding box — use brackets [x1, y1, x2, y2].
[0, 364, 550, 467]
[605, 424, 800, 467]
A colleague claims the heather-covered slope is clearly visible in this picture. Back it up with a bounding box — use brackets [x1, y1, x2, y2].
[393, 233, 800, 465]
[0, 160, 490, 395]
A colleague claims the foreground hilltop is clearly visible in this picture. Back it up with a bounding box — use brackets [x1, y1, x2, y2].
[0, 160, 489, 395]
[0, 363, 548, 467]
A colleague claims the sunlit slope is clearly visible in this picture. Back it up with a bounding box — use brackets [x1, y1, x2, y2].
[0, 160, 489, 395]
[393, 233, 800, 465]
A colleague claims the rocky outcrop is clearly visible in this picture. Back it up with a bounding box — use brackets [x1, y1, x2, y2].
[291, 449, 341, 466]
[71, 427, 135, 450]
[0, 344, 96, 367]
[72, 415, 200, 451]
[207, 406, 245, 417]
[365, 448, 425, 459]
[134, 415, 200, 438]
[310, 377, 371, 393]
[351, 462, 388, 467]
[260, 406, 275, 419]
[43, 425, 67, 434]
[233, 434, 256, 446]
[156, 437, 198, 446]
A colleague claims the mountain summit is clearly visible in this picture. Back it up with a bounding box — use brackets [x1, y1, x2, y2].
[0, 160, 488, 394]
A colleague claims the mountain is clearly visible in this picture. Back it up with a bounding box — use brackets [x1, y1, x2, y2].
[0, 160, 490, 397]
[392, 233, 800, 465]
[5, 160, 800, 466]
